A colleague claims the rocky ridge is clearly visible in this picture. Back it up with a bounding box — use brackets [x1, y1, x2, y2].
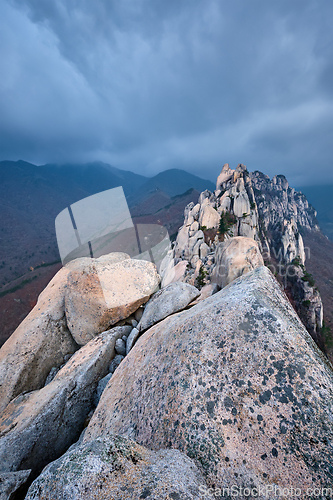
[0, 164, 332, 499]
[161, 163, 324, 348]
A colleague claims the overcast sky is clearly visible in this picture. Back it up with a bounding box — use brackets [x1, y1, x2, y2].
[1, 0, 333, 186]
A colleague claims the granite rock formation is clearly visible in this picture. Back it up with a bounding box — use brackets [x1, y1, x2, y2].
[25, 435, 207, 500]
[162, 163, 324, 347]
[85, 267, 333, 494]
[0, 165, 331, 499]
[65, 255, 160, 344]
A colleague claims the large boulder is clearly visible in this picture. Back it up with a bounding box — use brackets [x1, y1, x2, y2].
[211, 236, 264, 288]
[65, 257, 160, 345]
[85, 266, 333, 493]
[138, 282, 200, 332]
[199, 204, 220, 229]
[0, 266, 78, 415]
[25, 435, 207, 500]
[0, 327, 126, 475]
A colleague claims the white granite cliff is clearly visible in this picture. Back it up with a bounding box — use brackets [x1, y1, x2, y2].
[161, 163, 323, 343]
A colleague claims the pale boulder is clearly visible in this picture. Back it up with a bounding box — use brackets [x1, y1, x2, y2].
[216, 163, 235, 189]
[281, 219, 306, 265]
[189, 220, 199, 234]
[232, 191, 251, 218]
[211, 236, 264, 288]
[238, 219, 256, 239]
[126, 327, 140, 354]
[186, 230, 204, 260]
[218, 191, 232, 212]
[65, 258, 160, 345]
[199, 204, 220, 229]
[199, 242, 210, 259]
[190, 203, 201, 220]
[173, 225, 190, 259]
[162, 260, 189, 287]
[0, 266, 78, 415]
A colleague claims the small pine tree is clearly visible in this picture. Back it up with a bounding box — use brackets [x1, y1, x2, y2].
[196, 265, 207, 288]
[218, 212, 236, 235]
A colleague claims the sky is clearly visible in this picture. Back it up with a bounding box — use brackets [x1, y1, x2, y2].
[0, 0, 333, 186]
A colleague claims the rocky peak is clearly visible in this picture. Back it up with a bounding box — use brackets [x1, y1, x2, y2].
[215, 162, 234, 189]
[160, 163, 324, 348]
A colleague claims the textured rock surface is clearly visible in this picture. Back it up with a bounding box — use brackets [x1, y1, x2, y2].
[26, 435, 207, 500]
[211, 236, 264, 288]
[250, 170, 318, 235]
[0, 266, 78, 415]
[162, 259, 189, 287]
[0, 327, 125, 475]
[65, 257, 160, 344]
[86, 267, 333, 492]
[108, 354, 124, 373]
[138, 282, 200, 332]
[93, 373, 112, 407]
[0, 470, 31, 500]
[198, 204, 220, 229]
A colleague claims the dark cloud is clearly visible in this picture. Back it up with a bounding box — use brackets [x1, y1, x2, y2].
[1, 0, 332, 185]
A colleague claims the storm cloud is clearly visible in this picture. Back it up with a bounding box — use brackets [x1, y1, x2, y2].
[1, 0, 333, 185]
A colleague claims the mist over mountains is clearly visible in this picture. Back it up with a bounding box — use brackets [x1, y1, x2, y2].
[0, 160, 215, 287]
[297, 184, 333, 242]
[0, 160, 332, 346]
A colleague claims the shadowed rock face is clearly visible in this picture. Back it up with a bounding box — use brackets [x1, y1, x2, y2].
[85, 266, 333, 493]
[25, 435, 207, 500]
[0, 328, 125, 475]
[0, 470, 31, 499]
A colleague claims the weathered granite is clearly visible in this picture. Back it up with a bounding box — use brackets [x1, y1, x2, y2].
[85, 267, 333, 494]
[211, 236, 264, 288]
[25, 435, 207, 500]
[138, 282, 200, 332]
[65, 258, 160, 345]
[0, 470, 31, 500]
[0, 327, 126, 475]
[0, 266, 78, 415]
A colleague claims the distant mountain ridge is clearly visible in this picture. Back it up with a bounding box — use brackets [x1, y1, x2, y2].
[297, 184, 333, 241]
[0, 160, 215, 289]
[127, 168, 215, 206]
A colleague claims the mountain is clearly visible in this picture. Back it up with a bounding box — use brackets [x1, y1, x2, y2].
[167, 163, 333, 361]
[127, 168, 215, 206]
[297, 184, 333, 241]
[0, 160, 214, 346]
[0, 160, 147, 287]
[2, 175, 333, 495]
